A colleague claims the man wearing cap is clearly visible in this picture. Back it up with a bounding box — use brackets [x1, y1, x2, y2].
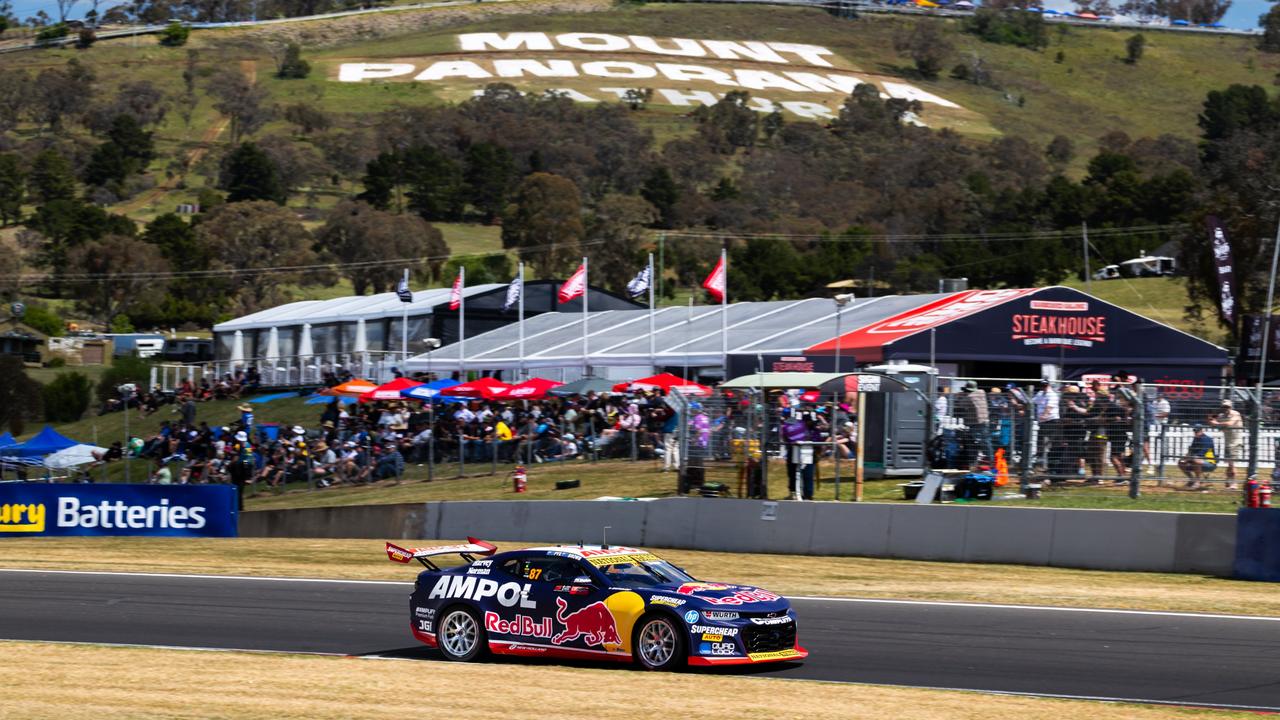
[1207, 399, 1243, 488]
[956, 381, 993, 468]
[1178, 425, 1217, 488]
[1032, 381, 1060, 470]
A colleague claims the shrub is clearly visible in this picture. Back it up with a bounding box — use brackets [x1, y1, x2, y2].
[45, 356, 66, 368]
[76, 27, 96, 48]
[158, 22, 190, 47]
[276, 42, 311, 79]
[1125, 33, 1145, 64]
[22, 305, 64, 337]
[43, 371, 92, 423]
[964, 9, 1049, 50]
[35, 23, 69, 47]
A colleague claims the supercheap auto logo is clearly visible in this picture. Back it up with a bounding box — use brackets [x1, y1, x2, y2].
[0, 503, 46, 532]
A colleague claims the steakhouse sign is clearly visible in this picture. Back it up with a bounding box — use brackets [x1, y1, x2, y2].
[335, 32, 973, 121]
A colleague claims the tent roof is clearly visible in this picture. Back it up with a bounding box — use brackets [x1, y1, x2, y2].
[213, 284, 506, 333]
[0, 432, 15, 449]
[5, 426, 79, 458]
[404, 295, 945, 372]
[721, 372, 845, 389]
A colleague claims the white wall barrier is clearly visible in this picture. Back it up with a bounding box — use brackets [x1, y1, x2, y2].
[240, 498, 1237, 576]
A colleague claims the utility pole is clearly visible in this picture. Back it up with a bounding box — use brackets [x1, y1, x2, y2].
[1249, 218, 1280, 481]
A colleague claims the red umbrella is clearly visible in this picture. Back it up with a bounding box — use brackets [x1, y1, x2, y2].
[359, 377, 424, 402]
[612, 372, 712, 396]
[499, 377, 565, 401]
[444, 377, 513, 399]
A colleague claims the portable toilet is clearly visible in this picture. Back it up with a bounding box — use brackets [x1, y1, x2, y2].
[859, 364, 937, 478]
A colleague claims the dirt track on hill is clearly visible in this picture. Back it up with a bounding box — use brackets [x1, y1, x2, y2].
[206, 0, 614, 50]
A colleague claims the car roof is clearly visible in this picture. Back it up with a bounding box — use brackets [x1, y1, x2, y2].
[520, 545, 654, 560]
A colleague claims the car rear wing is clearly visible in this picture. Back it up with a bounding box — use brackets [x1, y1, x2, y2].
[385, 537, 498, 570]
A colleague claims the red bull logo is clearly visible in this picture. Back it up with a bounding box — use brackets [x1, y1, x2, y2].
[485, 611, 553, 639]
[552, 597, 620, 646]
[675, 582, 732, 595]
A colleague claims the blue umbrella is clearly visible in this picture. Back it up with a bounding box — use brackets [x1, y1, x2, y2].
[403, 378, 461, 401]
[1172, 18, 1190, 25]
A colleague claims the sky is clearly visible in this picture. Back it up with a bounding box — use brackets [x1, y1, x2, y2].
[6, 0, 1275, 29]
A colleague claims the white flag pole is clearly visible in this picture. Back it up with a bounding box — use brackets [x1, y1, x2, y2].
[648, 252, 656, 374]
[720, 247, 728, 373]
[517, 262, 525, 382]
[459, 266, 466, 380]
[582, 256, 590, 377]
[401, 268, 409, 367]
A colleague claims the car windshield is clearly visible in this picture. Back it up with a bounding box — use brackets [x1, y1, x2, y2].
[597, 558, 694, 588]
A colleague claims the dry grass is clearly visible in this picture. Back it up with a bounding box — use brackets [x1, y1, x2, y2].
[1, 537, 1276, 616]
[0, 641, 1249, 720]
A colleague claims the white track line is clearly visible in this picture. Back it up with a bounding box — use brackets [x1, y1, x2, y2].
[4, 638, 1276, 713]
[4, 567, 1280, 623]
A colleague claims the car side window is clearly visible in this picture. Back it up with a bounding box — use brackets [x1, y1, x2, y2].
[516, 557, 586, 584]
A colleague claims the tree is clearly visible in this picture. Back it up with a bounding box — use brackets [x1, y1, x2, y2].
[640, 166, 680, 230]
[83, 142, 129, 187]
[42, 371, 91, 422]
[0, 356, 42, 436]
[1045, 135, 1075, 165]
[27, 150, 76, 203]
[358, 151, 401, 211]
[283, 103, 331, 135]
[316, 200, 450, 294]
[55, 0, 79, 21]
[1125, 33, 1145, 64]
[208, 68, 270, 144]
[403, 145, 464, 221]
[964, 8, 1049, 49]
[0, 153, 23, 226]
[106, 113, 155, 163]
[275, 42, 310, 79]
[762, 109, 785, 142]
[34, 59, 95, 131]
[1263, 4, 1280, 53]
[75, 27, 96, 48]
[586, 194, 657, 295]
[1198, 84, 1275, 141]
[463, 142, 514, 223]
[180, 50, 199, 128]
[144, 213, 205, 270]
[894, 20, 954, 79]
[67, 234, 170, 322]
[196, 201, 319, 313]
[501, 172, 585, 278]
[96, 355, 149, 406]
[158, 21, 189, 46]
[693, 91, 759, 153]
[220, 142, 287, 204]
[22, 304, 64, 337]
[0, 70, 28, 133]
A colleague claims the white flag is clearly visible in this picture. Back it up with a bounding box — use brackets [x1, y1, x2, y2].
[504, 275, 522, 311]
[626, 266, 651, 298]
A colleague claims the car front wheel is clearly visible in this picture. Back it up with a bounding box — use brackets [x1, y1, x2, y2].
[437, 607, 485, 662]
[633, 614, 685, 671]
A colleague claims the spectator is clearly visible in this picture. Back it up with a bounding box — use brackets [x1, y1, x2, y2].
[955, 381, 992, 468]
[1178, 425, 1217, 489]
[370, 442, 405, 482]
[150, 457, 172, 485]
[1032, 380, 1060, 469]
[1207, 399, 1243, 489]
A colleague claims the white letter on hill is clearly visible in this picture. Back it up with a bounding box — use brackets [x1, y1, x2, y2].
[767, 42, 836, 67]
[555, 33, 630, 51]
[782, 72, 866, 94]
[629, 35, 706, 57]
[657, 88, 722, 107]
[415, 61, 492, 81]
[881, 81, 961, 109]
[702, 40, 786, 64]
[493, 59, 578, 78]
[581, 61, 658, 79]
[656, 63, 739, 88]
[733, 69, 808, 93]
[458, 32, 553, 51]
[338, 63, 415, 82]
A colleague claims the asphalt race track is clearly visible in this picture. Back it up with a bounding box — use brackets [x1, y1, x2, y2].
[2, 570, 1280, 711]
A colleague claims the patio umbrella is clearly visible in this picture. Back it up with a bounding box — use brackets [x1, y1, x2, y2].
[326, 379, 379, 397]
[402, 378, 461, 402]
[443, 377, 513, 400]
[499, 377, 565, 401]
[548, 377, 616, 397]
[359, 377, 424, 402]
[611, 373, 712, 396]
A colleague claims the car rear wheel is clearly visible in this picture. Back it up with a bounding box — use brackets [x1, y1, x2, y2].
[437, 607, 485, 662]
[634, 614, 685, 671]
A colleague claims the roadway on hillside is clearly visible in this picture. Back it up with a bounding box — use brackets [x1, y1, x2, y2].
[1, 569, 1278, 711]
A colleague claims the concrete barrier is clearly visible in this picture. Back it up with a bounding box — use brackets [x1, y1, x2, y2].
[240, 498, 1238, 576]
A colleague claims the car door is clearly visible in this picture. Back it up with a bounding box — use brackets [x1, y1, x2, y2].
[507, 554, 625, 653]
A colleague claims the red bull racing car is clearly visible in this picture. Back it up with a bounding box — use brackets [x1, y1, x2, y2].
[386, 538, 808, 670]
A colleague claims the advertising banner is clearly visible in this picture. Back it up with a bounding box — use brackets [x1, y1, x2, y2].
[0, 484, 237, 538]
[1207, 216, 1236, 327]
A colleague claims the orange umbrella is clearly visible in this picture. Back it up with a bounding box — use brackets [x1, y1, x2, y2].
[325, 379, 379, 397]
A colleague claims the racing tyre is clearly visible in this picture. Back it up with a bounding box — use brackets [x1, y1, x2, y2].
[437, 607, 486, 662]
[633, 614, 686, 671]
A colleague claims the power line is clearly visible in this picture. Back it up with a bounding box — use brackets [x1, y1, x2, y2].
[661, 224, 1184, 243]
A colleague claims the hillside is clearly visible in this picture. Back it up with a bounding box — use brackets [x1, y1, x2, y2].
[2, 1, 1270, 341]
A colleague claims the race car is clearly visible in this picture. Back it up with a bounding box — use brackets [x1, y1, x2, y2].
[386, 538, 807, 670]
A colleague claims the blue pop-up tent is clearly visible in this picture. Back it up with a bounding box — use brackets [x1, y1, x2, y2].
[5, 426, 80, 457]
[402, 378, 461, 402]
[0, 432, 16, 449]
